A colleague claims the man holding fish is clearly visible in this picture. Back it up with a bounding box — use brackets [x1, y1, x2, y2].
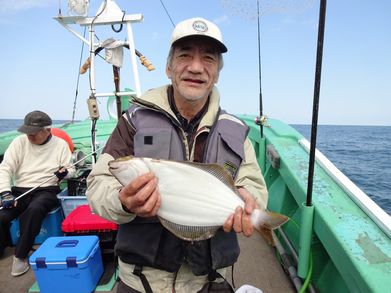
[87, 17, 287, 293]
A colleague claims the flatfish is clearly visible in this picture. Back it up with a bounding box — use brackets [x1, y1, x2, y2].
[109, 156, 288, 243]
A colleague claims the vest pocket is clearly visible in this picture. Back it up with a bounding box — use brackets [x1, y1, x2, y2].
[117, 218, 184, 272]
[134, 129, 172, 159]
[218, 131, 245, 161]
[210, 230, 240, 270]
[117, 219, 163, 265]
[216, 132, 244, 179]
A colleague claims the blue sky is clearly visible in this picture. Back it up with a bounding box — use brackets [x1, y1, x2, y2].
[0, 0, 390, 125]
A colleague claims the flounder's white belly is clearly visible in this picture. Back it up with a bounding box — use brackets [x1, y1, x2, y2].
[149, 160, 244, 227]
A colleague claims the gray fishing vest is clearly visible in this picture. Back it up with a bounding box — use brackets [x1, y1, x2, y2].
[115, 105, 249, 275]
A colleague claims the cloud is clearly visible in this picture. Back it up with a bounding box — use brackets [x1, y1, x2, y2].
[0, 0, 53, 12]
[213, 14, 229, 25]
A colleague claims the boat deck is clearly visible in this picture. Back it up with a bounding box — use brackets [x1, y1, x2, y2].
[0, 233, 294, 293]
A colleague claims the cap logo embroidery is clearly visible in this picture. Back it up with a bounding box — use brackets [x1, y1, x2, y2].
[192, 20, 208, 33]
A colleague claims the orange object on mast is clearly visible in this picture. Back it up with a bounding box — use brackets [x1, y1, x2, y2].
[51, 128, 74, 152]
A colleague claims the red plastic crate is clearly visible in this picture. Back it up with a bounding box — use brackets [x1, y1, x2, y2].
[62, 205, 118, 251]
[62, 205, 118, 233]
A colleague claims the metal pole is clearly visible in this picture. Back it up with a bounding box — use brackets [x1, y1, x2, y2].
[126, 22, 142, 98]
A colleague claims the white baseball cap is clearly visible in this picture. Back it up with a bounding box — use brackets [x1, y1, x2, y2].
[171, 17, 227, 53]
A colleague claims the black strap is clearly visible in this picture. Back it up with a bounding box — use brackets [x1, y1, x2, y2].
[172, 270, 179, 293]
[114, 253, 119, 281]
[207, 269, 235, 293]
[208, 270, 221, 282]
[132, 265, 153, 293]
[231, 264, 235, 289]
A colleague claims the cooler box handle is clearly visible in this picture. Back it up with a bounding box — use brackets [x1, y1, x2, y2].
[55, 239, 79, 247]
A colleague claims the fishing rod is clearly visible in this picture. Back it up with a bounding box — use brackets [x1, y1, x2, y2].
[0, 146, 104, 210]
[256, 0, 264, 138]
[306, 0, 327, 207]
[298, 0, 327, 281]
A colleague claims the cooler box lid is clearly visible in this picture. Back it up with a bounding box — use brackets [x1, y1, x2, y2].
[29, 235, 99, 269]
[62, 205, 118, 233]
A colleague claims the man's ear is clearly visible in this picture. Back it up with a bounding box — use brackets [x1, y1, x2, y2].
[166, 64, 172, 79]
[214, 72, 220, 84]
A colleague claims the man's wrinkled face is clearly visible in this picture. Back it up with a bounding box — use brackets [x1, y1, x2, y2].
[166, 38, 221, 103]
[27, 128, 51, 145]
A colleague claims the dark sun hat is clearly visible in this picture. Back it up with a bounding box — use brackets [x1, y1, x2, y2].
[18, 110, 52, 135]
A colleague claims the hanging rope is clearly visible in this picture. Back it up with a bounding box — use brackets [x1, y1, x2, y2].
[159, 0, 175, 27]
[71, 26, 87, 122]
[111, 10, 126, 33]
[88, 0, 107, 95]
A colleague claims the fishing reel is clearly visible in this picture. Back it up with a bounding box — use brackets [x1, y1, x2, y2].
[0, 192, 16, 209]
[255, 115, 270, 127]
[72, 150, 87, 167]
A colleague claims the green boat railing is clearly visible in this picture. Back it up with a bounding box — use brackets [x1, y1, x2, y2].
[240, 115, 391, 293]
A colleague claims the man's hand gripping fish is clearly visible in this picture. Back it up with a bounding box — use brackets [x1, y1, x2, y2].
[109, 156, 289, 245]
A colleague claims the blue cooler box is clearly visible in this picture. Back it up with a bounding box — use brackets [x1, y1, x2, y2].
[29, 236, 103, 293]
[10, 206, 63, 245]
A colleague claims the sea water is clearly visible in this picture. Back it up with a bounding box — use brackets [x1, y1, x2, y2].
[292, 124, 391, 216]
[0, 119, 70, 133]
[0, 119, 390, 215]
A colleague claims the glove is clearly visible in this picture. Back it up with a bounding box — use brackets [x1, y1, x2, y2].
[54, 167, 69, 181]
[0, 191, 16, 209]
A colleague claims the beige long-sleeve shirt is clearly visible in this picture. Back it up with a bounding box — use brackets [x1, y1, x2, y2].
[0, 134, 74, 192]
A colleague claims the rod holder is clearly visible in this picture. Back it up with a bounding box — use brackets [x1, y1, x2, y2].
[298, 202, 314, 278]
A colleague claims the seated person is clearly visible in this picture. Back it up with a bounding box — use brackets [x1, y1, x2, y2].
[0, 110, 74, 276]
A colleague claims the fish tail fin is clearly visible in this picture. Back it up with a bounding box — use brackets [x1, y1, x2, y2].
[258, 227, 275, 246]
[251, 208, 289, 246]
